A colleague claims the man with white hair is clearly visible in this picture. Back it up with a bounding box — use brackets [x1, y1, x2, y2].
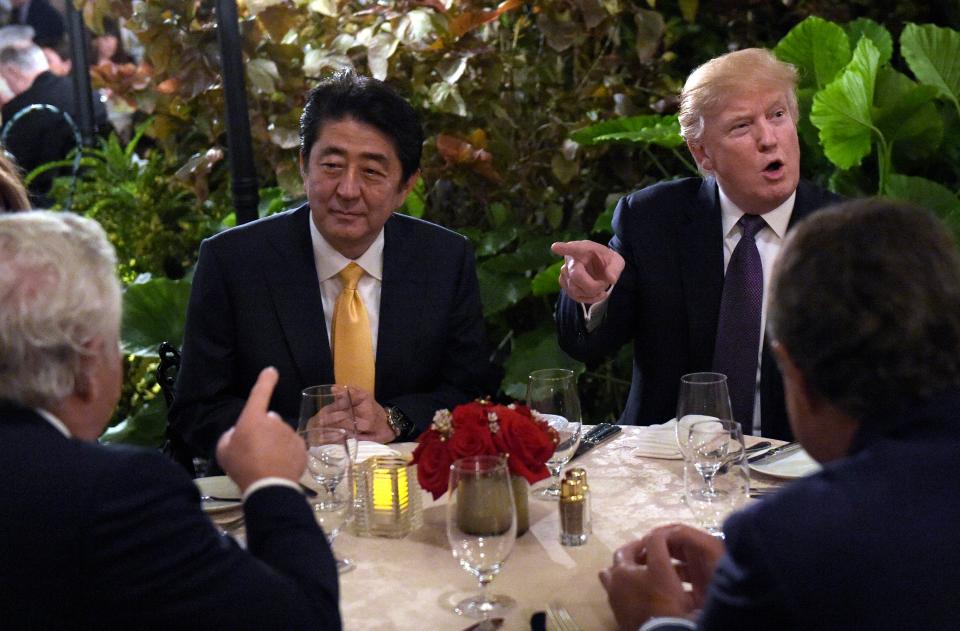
[0, 39, 107, 200]
[0, 211, 341, 629]
[552, 48, 841, 439]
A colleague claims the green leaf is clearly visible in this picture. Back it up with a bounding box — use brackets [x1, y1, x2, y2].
[501, 325, 584, 400]
[569, 115, 682, 148]
[844, 18, 893, 67]
[810, 38, 882, 170]
[477, 267, 530, 317]
[399, 178, 426, 218]
[678, 0, 698, 23]
[473, 225, 519, 257]
[246, 58, 280, 94]
[774, 16, 851, 90]
[487, 202, 511, 229]
[901, 23, 960, 117]
[885, 174, 960, 216]
[121, 276, 193, 357]
[482, 236, 557, 274]
[531, 260, 562, 297]
[100, 396, 168, 447]
[873, 68, 942, 155]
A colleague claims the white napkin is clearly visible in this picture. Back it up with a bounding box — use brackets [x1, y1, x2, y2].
[632, 419, 683, 460]
[353, 440, 401, 463]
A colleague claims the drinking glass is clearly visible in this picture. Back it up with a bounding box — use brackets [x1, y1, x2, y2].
[299, 385, 358, 461]
[302, 426, 355, 573]
[683, 419, 748, 537]
[675, 372, 733, 461]
[526, 368, 583, 500]
[446, 455, 517, 620]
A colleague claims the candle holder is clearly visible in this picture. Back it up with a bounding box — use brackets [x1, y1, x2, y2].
[353, 455, 423, 538]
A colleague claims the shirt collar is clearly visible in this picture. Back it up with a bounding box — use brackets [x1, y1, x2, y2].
[35, 408, 71, 438]
[718, 185, 796, 240]
[309, 214, 384, 282]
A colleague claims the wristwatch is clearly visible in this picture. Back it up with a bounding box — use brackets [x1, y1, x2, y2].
[384, 406, 413, 441]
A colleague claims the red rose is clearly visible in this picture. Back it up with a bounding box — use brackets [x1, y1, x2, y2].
[447, 422, 497, 460]
[491, 405, 555, 484]
[451, 401, 487, 429]
[412, 431, 453, 499]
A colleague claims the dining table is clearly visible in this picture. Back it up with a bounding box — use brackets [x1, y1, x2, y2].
[330, 426, 789, 631]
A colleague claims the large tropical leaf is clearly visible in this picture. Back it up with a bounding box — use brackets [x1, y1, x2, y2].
[774, 16, 851, 90]
[844, 18, 893, 67]
[901, 23, 960, 117]
[569, 115, 682, 148]
[810, 38, 881, 170]
[873, 68, 942, 156]
[121, 275, 192, 357]
[531, 260, 562, 297]
[100, 396, 168, 447]
[885, 174, 960, 216]
[477, 267, 530, 317]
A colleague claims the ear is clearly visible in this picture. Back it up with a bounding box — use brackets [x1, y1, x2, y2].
[772, 340, 821, 413]
[298, 152, 307, 179]
[686, 139, 712, 173]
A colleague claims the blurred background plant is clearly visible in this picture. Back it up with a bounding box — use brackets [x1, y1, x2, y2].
[58, 0, 958, 444]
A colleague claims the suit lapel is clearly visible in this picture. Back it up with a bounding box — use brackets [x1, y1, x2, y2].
[679, 178, 725, 367]
[264, 204, 334, 387]
[375, 215, 425, 399]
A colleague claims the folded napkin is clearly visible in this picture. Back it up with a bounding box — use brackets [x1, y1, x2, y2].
[632, 419, 683, 460]
[353, 440, 401, 463]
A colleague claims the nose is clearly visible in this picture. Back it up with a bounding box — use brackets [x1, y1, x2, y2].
[336, 166, 361, 200]
[755, 118, 777, 150]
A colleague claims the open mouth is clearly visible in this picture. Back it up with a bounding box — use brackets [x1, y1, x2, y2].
[763, 160, 784, 173]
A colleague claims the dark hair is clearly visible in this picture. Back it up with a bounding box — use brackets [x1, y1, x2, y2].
[768, 198, 960, 422]
[299, 70, 423, 185]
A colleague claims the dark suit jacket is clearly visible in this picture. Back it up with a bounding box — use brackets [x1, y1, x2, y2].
[11, 0, 65, 48]
[696, 390, 960, 630]
[170, 205, 501, 459]
[1, 71, 109, 202]
[0, 402, 341, 630]
[556, 177, 841, 439]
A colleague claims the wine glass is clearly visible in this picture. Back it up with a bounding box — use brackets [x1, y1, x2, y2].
[446, 455, 517, 620]
[683, 418, 748, 537]
[302, 426, 355, 573]
[299, 384, 358, 461]
[675, 372, 733, 461]
[526, 368, 583, 500]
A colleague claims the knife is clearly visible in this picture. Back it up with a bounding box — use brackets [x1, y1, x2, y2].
[571, 423, 622, 461]
[747, 441, 802, 464]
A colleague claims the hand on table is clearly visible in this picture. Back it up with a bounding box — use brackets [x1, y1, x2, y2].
[551, 240, 625, 305]
[347, 387, 396, 443]
[598, 524, 725, 631]
[217, 367, 307, 492]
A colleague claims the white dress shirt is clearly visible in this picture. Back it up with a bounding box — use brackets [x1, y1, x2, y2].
[309, 214, 383, 354]
[583, 186, 796, 436]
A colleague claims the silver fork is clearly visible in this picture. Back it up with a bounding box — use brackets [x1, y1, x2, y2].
[547, 602, 583, 631]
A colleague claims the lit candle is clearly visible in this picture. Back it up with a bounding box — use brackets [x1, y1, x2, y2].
[371, 457, 409, 513]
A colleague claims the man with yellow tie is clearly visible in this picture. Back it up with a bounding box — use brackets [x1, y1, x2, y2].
[170, 71, 502, 464]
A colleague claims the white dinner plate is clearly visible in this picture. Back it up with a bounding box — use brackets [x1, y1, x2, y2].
[749, 447, 821, 479]
[194, 476, 242, 514]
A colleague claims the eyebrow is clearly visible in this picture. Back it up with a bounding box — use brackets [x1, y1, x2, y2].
[316, 146, 390, 167]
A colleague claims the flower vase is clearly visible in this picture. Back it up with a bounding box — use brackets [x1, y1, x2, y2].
[512, 475, 530, 536]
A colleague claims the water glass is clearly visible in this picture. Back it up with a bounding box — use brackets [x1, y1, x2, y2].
[299, 384, 358, 461]
[526, 368, 583, 500]
[302, 426, 355, 573]
[675, 372, 733, 460]
[683, 419, 748, 537]
[446, 455, 517, 619]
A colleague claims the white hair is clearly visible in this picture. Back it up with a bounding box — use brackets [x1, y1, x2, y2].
[0, 41, 49, 75]
[0, 211, 120, 408]
[0, 25, 35, 50]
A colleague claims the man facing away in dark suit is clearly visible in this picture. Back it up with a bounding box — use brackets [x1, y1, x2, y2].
[0, 211, 341, 629]
[600, 198, 960, 630]
[552, 48, 841, 440]
[171, 70, 501, 463]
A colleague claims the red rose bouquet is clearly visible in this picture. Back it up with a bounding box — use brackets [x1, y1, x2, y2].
[411, 400, 559, 499]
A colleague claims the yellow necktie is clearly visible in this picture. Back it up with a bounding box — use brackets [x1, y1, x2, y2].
[332, 262, 375, 393]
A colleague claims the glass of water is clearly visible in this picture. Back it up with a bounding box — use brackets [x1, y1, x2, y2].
[526, 368, 583, 501]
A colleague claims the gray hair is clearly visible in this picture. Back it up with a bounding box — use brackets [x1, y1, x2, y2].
[768, 198, 960, 423]
[0, 211, 120, 408]
[0, 25, 35, 51]
[0, 41, 48, 74]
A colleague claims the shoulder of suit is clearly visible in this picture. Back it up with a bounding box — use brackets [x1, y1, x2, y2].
[386, 212, 469, 247]
[202, 203, 306, 249]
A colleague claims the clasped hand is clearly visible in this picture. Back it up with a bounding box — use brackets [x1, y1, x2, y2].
[551, 240, 625, 305]
[598, 524, 725, 631]
[303, 386, 397, 444]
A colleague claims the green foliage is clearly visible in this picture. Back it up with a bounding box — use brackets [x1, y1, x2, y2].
[901, 23, 960, 118]
[121, 274, 192, 357]
[775, 16, 850, 90]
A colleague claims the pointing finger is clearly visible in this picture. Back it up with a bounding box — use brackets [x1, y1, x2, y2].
[238, 366, 279, 422]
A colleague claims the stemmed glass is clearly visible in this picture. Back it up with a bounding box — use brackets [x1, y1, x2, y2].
[683, 419, 748, 537]
[526, 368, 583, 500]
[299, 384, 359, 461]
[302, 426, 355, 573]
[675, 372, 733, 460]
[446, 455, 517, 620]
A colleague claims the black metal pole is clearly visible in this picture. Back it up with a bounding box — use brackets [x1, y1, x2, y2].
[64, 1, 96, 146]
[215, 0, 259, 225]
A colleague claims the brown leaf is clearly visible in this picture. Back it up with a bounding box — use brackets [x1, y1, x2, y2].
[257, 4, 304, 42]
[448, 0, 521, 39]
[435, 133, 502, 183]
